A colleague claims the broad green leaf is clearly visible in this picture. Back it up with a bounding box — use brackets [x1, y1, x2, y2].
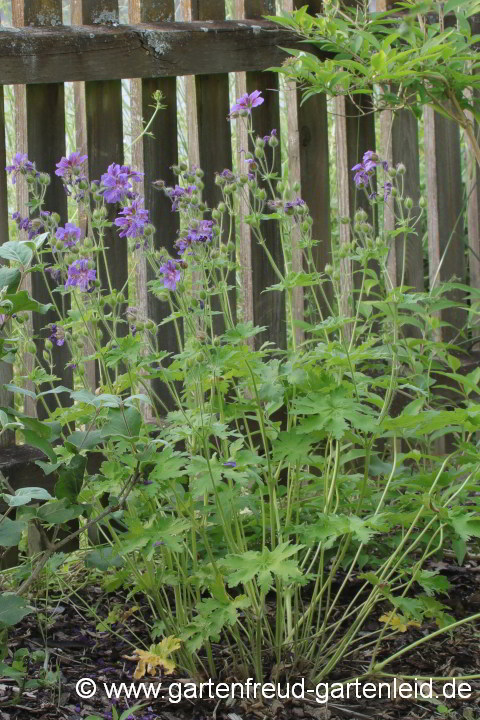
[0, 267, 21, 292]
[0, 241, 33, 266]
[2, 486, 52, 507]
[0, 594, 33, 626]
[55, 455, 87, 502]
[0, 518, 26, 547]
[101, 407, 142, 440]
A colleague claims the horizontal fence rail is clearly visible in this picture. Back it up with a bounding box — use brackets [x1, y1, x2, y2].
[0, 20, 314, 84]
[0, 0, 479, 567]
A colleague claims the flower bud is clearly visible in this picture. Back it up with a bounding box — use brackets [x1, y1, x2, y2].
[227, 241, 235, 254]
[212, 209, 221, 221]
[340, 216, 350, 225]
[293, 181, 301, 193]
[419, 196, 426, 209]
[78, 180, 89, 190]
[396, 163, 406, 175]
[354, 209, 368, 223]
[146, 319, 155, 330]
[254, 147, 265, 160]
[225, 183, 236, 195]
[257, 189, 266, 201]
[196, 180, 205, 191]
[324, 264, 333, 275]
[39, 173, 51, 186]
[268, 135, 279, 148]
[116, 292, 125, 304]
[276, 182, 285, 194]
[27, 341, 37, 354]
[45, 339, 53, 350]
[255, 137, 265, 147]
[199, 290, 207, 300]
[195, 168, 204, 178]
[26, 175, 36, 185]
[52, 212, 61, 225]
[217, 202, 226, 213]
[83, 237, 93, 248]
[55, 240, 65, 251]
[239, 174, 249, 184]
[404, 196, 413, 210]
[42, 350, 50, 362]
[215, 174, 226, 186]
[301, 221, 310, 232]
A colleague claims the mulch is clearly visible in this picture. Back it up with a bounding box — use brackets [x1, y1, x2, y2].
[1, 557, 480, 720]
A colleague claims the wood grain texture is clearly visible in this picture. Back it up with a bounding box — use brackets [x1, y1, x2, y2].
[466, 84, 480, 345]
[424, 106, 466, 342]
[13, 0, 73, 418]
[238, 0, 286, 350]
[0, 22, 318, 85]
[0, 83, 14, 447]
[286, 0, 332, 342]
[380, 105, 423, 293]
[186, 0, 236, 335]
[130, 0, 179, 411]
[335, 95, 376, 335]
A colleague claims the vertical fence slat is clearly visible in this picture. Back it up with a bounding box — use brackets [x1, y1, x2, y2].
[235, 0, 286, 350]
[129, 0, 179, 412]
[13, 0, 72, 418]
[185, 0, 236, 335]
[424, 107, 466, 342]
[80, 0, 126, 390]
[0, 83, 14, 447]
[335, 95, 376, 330]
[286, 0, 331, 342]
[380, 106, 423, 294]
[466, 85, 480, 325]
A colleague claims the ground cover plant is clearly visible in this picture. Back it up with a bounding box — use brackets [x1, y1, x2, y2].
[1, 3, 480, 715]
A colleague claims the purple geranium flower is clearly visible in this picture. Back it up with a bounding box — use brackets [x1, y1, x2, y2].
[166, 184, 196, 211]
[6, 153, 36, 184]
[55, 151, 88, 178]
[114, 198, 149, 238]
[56, 222, 82, 248]
[101, 163, 143, 204]
[159, 259, 181, 291]
[48, 324, 65, 347]
[284, 197, 306, 213]
[46, 266, 62, 282]
[65, 259, 96, 292]
[383, 182, 393, 201]
[229, 90, 264, 116]
[223, 461, 237, 468]
[351, 150, 389, 190]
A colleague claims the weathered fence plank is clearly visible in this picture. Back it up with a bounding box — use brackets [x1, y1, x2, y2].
[129, 0, 180, 411]
[185, 0, 236, 335]
[80, 0, 127, 390]
[0, 81, 14, 447]
[424, 106, 466, 342]
[12, 0, 73, 418]
[380, 106, 423, 295]
[285, 0, 332, 342]
[0, 22, 314, 85]
[335, 95, 376, 334]
[235, 0, 286, 350]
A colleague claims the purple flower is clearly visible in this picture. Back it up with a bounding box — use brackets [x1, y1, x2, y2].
[223, 461, 237, 468]
[65, 259, 96, 292]
[351, 151, 388, 190]
[55, 151, 88, 178]
[56, 222, 82, 248]
[383, 182, 392, 201]
[176, 220, 214, 255]
[101, 163, 143, 204]
[229, 90, 264, 116]
[263, 128, 277, 143]
[114, 198, 149, 238]
[48, 324, 65, 347]
[284, 198, 306, 214]
[12, 212, 30, 232]
[46, 266, 62, 282]
[159, 259, 181, 291]
[6, 153, 36, 184]
[166, 184, 196, 211]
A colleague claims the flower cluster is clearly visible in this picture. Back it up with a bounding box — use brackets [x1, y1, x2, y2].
[101, 163, 143, 204]
[351, 151, 392, 201]
[229, 90, 264, 117]
[56, 222, 81, 248]
[48, 324, 65, 347]
[159, 259, 181, 291]
[12, 211, 50, 240]
[65, 259, 96, 293]
[114, 198, 149, 239]
[165, 184, 197, 212]
[6, 153, 38, 184]
[175, 220, 214, 256]
[55, 152, 88, 199]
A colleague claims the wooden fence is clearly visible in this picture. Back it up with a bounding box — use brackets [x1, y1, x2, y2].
[0, 0, 478, 516]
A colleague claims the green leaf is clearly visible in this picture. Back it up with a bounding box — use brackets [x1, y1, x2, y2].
[23, 429, 56, 463]
[3, 384, 37, 401]
[0, 594, 33, 627]
[0, 518, 26, 547]
[224, 542, 304, 594]
[66, 429, 103, 451]
[0, 267, 21, 292]
[36, 500, 84, 524]
[2, 291, 52, 315]
[0, 241, 33, 266]
[2, 486, 52, 507]
[101, 407, 142, 440]
[55, 455, 87, 502]
[85, 547, 124, 571]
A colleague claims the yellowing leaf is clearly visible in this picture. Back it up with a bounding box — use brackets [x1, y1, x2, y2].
[379, 611, 421, 633]
[124, 636, 181, 679]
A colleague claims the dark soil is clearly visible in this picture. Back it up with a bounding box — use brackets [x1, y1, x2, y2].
[1, 556, 480, 720]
